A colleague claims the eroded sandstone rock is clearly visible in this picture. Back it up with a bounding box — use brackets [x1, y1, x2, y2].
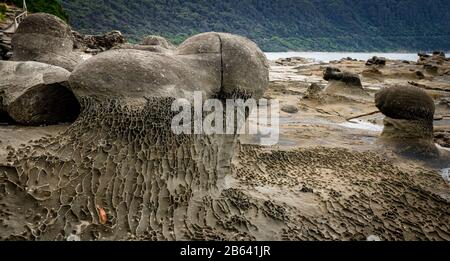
[0, 32, 272, 241]
[11, 13, 83, 71]
[281, 104, 299, 114]
[303, 83, 323, 100]
[323, 67, 362, 87]
[141, 35, 174, 49]
[375, 85, 438, 157]
[323, 67, 367, 96]
[376, 85, 435, 123]
[73, 30, 126, 53]
[366, 56, 386, 66]
[0, 61, 80, 125]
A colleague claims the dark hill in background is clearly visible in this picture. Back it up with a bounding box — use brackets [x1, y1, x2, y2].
[3, 0, 68, 22]
[9, 0, 450, 52]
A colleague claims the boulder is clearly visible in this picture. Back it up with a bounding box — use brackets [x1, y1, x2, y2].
[418, 53, 431, 58]
[303, 83, 323, 100]
[141, 35, 174, 49]
[71, 32, 268, 103]
[11, 13, 83, 71]
[114, 43, 173, 54]
[366, 56, 386, 66]
[73, 30, 126, 52]
[323, 67, 368, 97]
[323, 67, 362, 87]
[275, 57, 312, 66]
[0, 61, 80, 125]
[415, 71, 425, 79]
[281, 104, 299, 114]
[432, 51, 446, 58]
[424, 64, 440, 74]
[375, 86, 438, 157]
[218, 33, 269, 99]
[375, 85, 435, 123]
[418, 51, 446, 66]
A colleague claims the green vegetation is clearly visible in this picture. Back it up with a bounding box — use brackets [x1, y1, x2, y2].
[0, 3, 6, 22]
[56, 0, 450, 51]
[9, 0, 69, 22]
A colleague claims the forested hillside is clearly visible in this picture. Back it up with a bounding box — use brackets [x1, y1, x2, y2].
[13, 0, 450, 51]
[3, 0, 68, 21]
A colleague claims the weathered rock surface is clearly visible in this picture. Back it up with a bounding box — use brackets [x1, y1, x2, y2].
[366, 56, 386, 66]
[375, 85, 435, 123]
[303, 83, 323, 100]
[141, 35, 174, 49]
[11, 13, 83, 71]
[113, 43, 173, 53]
[375, 85, 438, 157]
[73, 30, 126, 53]
[417, 51, 448, 76]
[323, 67, 362, 87]
[104, 32, 269, 101]
[275, 57, 313, 66]
[323, 67, 368, 96]
[0, 32, 271, 241]
[0, 61, 80, 125]
[281, 104, 299, 114]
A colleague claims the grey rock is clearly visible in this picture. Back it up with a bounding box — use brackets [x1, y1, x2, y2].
[304, 83, 323, 100]
[375, 85, 435, 123]
[219, 33, 269, 100]
[113, 43, 172, 54]
[0, 61, 80, 125]
[376, 86, 438, 157]
[141, 35, 174, 49]
[74, 30, 125, 51]
[281, 105, 299, 114]
[323, 67, 363, 88]
[70, 32, 269, 103]
[11, 13, 83, 71]
[366, 56, 386, 66]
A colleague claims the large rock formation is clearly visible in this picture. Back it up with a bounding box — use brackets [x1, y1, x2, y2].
[0, 32, 272, 241]
[323, 67, 368, 96]
[375, 85, 438, 157]
[0, 61, 80, 125]
[113, 35, 174, 54]
[323, 67, 362, 86]
[303, 83, 323, 100]
[73, 30, 126, 54]
[11, 13, 83, 71]
[365, 56, 387, 66]
[417, 51, 448, 76]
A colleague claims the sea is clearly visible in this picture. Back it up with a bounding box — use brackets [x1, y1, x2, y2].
[264, 52, 450, 62]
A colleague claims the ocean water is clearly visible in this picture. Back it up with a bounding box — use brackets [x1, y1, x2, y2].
[264, 52, 450, 62]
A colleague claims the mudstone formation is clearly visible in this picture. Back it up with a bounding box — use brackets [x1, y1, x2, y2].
[73, 30, 126, 54]
[322, 67, 368, 96]
[0, 32, 275, 241]
[375, 85, 438, 157]
[11, 13, 83, 71]
[0, 61, 79, 125]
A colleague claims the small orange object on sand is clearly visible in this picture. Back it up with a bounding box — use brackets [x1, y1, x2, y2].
[96, 205, 107, 225]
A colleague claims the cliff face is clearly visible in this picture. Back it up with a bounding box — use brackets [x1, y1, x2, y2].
[59, 0, 450, 52]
